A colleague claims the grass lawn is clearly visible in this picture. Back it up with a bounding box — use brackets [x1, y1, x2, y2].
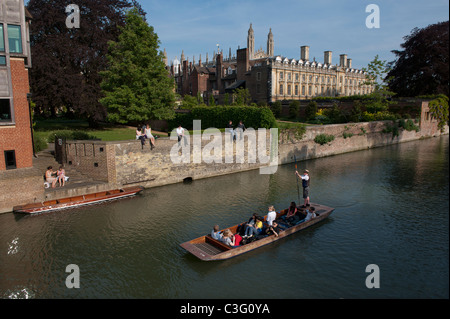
[34, 118, 164, 142]
[34, 118, 308, 144]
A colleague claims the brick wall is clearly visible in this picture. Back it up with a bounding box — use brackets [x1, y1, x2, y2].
[0, 58, 33, 170]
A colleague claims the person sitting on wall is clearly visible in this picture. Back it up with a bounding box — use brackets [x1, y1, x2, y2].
[57, 166, 66, 187]
[236, 120, 246, 140]
[136, 126, 146, 149]
[45, 166, 57, 188]
[144, 124, 156, 150]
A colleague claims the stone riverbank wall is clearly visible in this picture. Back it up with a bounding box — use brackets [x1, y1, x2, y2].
[64, 101, 448, 190]
[0, 101, 448, 213]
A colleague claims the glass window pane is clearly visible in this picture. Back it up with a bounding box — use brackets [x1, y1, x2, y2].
[0, 24, 4, 52]
[0, 56, 6, 65]
[0, 99, 12, 121]
[8, 25, 22, 53]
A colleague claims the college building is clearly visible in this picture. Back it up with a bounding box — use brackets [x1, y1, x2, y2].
[0, 0, 33, 171]
[167, 24, 374, 104]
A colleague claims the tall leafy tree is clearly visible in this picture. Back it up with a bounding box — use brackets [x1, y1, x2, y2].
[27, 0, 144, 126]
[386, 21, 449, 97]
[362, 55, 396, 113]
[100, 8, 175, 124]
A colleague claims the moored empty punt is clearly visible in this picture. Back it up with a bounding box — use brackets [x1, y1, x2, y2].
[13, 186, 144, 214]
[180, 202, 334, 261]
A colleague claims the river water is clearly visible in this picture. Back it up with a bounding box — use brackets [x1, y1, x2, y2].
[0, 136, 448, 299]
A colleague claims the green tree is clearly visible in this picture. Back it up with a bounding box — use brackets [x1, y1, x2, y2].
[387, 21, 449, 97]
[305, 101, 318, 121]
[100, 8, 175, 124]
[270, 101, 282, 118]
[288, 100, 300, 119]
[181, 95, 197, 109]
[232, 88, 251, 106]
[362, 55, 396, 113]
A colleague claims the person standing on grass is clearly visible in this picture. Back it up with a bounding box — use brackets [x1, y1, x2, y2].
[295, 169, 310, 206]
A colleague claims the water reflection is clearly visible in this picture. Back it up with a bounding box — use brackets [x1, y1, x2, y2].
[0, 136, 448, 298]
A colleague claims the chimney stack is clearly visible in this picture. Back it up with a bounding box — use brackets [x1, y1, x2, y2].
[340, 54, 347, 68]
[301, 46, 310, 61]
[324, 51, 332, 65]
[347, 58, 352, 69]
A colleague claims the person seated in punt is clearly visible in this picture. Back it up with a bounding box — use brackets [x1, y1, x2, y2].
[211, 225, 223, 241]
[304, 206, 317, 222]
[244, 216, 263, 238]
[265, 220, 282, 237]
[221, 229, 242, 247]
[286, 202, 297, 218]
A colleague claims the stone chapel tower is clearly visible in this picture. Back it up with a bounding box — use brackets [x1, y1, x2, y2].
[267, 28, 274, 57]
[247, 23, 255, 60]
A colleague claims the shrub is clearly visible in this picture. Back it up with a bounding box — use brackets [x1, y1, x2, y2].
[270, 101, 282, 118]
[46, 130, 97, 142]
[314, 133, 335, 145]
[288, 100, 300, 119]
[305, 101, 318, 121]
[168, 105, 277, 131]
[34, 134, 48, 152]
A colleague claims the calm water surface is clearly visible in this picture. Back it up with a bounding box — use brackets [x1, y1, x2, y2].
[0, 136, 448, 299]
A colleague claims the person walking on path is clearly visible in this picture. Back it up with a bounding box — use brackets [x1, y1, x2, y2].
[295, 169, 310, 206]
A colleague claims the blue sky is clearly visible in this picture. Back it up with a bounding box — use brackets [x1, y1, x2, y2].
[141, 0, 449, 69]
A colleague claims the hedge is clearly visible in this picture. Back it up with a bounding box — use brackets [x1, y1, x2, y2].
[168, 106, 277, 131]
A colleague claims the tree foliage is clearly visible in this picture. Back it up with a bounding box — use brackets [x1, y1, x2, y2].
[387, 21, 449, 97]
[100, 8, 175, 124]
[362, 55, 396, 113]
[27, 0, 143, 126]
[427, 94, 449, 132]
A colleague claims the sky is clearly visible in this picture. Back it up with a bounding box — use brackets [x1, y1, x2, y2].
[140, 0, 449, 70]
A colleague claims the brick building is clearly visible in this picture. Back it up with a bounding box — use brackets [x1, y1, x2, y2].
[0, 0, 33, 171]
[168, 24, 373, 105]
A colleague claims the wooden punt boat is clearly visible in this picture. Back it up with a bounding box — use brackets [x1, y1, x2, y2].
[180, 202, 334, 261]
[13, 186, 144, 214]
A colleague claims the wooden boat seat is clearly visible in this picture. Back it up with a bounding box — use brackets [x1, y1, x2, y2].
[205, 235, 232, 251]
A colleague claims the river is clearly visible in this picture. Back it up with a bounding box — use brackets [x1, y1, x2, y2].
[0, 136, 448, 299]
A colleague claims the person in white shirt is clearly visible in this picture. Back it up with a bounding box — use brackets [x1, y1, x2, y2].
[176, 125, 187, 146]
[144, 124, 155, 149]
[295, 169, 310, 206]
[266, 205, 277, 226]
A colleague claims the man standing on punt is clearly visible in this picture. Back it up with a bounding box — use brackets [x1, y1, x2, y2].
[295, 169, 310, 207]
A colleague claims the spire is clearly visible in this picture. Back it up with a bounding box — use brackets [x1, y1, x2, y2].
[247, 23, 255, 60]
[267, 28, 274, 57]
[181, 50, 185, 62]
[163, 48, 168, 66]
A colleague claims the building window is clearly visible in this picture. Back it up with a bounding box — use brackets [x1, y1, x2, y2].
[279, 72, 283, 80]
[257, 72, 261, 81]
[295, 73, 299, 81]
[0, 24, 4, 52]
[302, 86, 305, 95]
[308, 86, 312, 96]
[8, 25, 22, 54]
[287, 84, 291, 95]
[0, 56, 6, 66]
[0, 99, 12, 122]
[295, 85, 298, 95]
[287, 72, 291, 81]
[4, 150, 16, 169]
